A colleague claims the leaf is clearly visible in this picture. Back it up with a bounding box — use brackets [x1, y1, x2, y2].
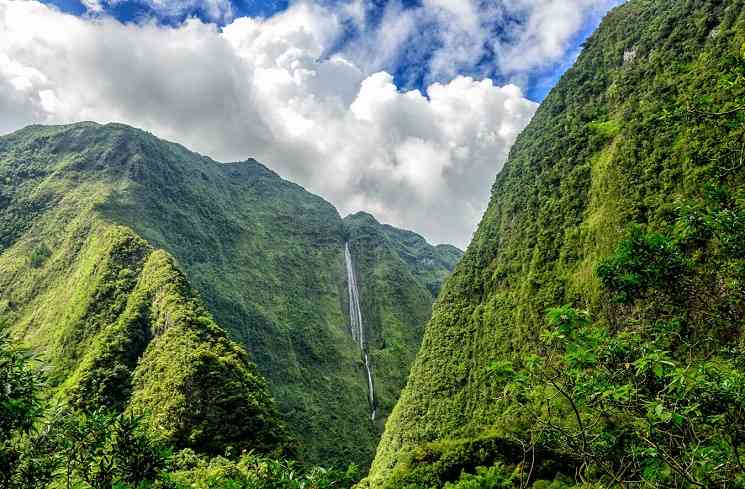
[654, 365, 664, 378]
[655, 403, 664, 418]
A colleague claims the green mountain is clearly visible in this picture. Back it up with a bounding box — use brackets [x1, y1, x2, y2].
[0, 122, 461, 467]
[344, 212, 462, 422]
[367, 0, 745, 487]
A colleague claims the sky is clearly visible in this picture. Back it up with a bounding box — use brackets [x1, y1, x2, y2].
[0, 0, 624, 248]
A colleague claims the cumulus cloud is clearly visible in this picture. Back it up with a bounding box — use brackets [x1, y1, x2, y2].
[0, 0, 544, 247]
[493, 0, 623, 75]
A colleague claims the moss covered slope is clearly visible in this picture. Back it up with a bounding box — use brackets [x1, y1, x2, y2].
[0, 122, 460, 467]
[368, 0, 745, 486]
[0, 214, 288, 456]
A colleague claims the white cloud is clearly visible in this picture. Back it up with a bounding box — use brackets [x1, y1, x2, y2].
[0, 0, 544, 247]
[493, 0, 622, 75]
[342, 0, 621, 86]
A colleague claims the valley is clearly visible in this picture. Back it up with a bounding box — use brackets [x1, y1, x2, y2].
[1, 0, 744, 487]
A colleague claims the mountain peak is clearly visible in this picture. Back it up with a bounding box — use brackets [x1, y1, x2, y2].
[344, 211, 379, 224]
[1, 120, 463, 470]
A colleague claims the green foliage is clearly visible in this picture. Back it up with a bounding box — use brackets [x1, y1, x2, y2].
[597, 227, 688, 304]
[0, 330, 356, 489]
[379, 437, 522, 489]
[442, 463, 515, 489]
[4, 226, 292, 459]
[0, 329, 43, 437]
[123, 250, 290, 456]
[167, 450, 359, 489]
[0, 327, 48, 488]
[675, 184, 745, 259]
[587, 119, 621, 140]
[501, 306, 745, 488]
[372, 186, 745, 487]
[54, 410, 170, 489]
[29, 242, 51, 268]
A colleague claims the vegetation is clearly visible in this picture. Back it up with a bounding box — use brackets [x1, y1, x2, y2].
[8, 0, 743, 485]
[494, 305, 745, 488]
[0, 327, 47, 488]
[368, 0, 745, 486]
[369, 186, 745, 488]
[0, 329, 359, 489]
[0, 121, 459, 468]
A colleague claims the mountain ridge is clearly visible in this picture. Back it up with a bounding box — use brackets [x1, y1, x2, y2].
[0, 120, 462, 467]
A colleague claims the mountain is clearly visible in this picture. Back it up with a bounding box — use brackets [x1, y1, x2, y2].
[367, 0, 745, 487]
[344, 212, 462, 423]
[0, 122, 462, 467]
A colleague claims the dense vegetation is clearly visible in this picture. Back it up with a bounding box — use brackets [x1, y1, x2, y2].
[0, 121, 459, 468]
[9, 0, 743, 485]
[0, 328, 359, 488]
[367, 0, 745, 487]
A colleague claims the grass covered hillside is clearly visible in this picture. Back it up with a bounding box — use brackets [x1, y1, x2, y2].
[368, 0, 745, 487]
[0, 122, 460, 468]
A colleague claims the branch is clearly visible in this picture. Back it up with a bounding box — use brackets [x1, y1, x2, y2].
[688, 105, 745, 117]
[547, 376, 589, 455]
[526, 442, 536, 488]
[639, 435, 705, 487]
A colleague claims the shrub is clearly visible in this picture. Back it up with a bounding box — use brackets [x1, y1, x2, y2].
[498, 306, 745, 488]
[597, 227, 688, 304]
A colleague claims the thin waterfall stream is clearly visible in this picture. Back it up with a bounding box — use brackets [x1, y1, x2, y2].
[344, 242, 377, 421]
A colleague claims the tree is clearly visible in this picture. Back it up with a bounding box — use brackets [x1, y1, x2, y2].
[56, 410, 170, 489]
[0, 326, 52, 488]
[494, 306, 745, 488]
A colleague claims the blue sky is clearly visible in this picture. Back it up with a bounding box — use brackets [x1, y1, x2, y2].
[2, 0, 622, 246]
[39, 0, 617, 101]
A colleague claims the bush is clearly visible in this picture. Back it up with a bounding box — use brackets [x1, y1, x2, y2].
[497, 306, 745, 488]
[28, 243, 51, 268]
[597, 227, 688, 304]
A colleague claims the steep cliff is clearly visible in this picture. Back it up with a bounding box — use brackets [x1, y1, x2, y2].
[368, 0, 745, 486]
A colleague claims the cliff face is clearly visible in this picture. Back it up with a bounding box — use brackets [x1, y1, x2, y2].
[368, 0, 745, 486]
[0, 122, 460, 467]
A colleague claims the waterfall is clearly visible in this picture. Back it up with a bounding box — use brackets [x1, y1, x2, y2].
[345, 242, 377, 421]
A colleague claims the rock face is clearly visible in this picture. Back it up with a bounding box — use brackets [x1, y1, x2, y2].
[367, 0, 745, 486]
[0, 122, 461, 467]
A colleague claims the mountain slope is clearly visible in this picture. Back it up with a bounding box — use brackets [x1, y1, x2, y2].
[0, 122, 461, 467]
[367, 0, 745, 486]
[344, 212, 462, 423]
[0, 212, 288, 456]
